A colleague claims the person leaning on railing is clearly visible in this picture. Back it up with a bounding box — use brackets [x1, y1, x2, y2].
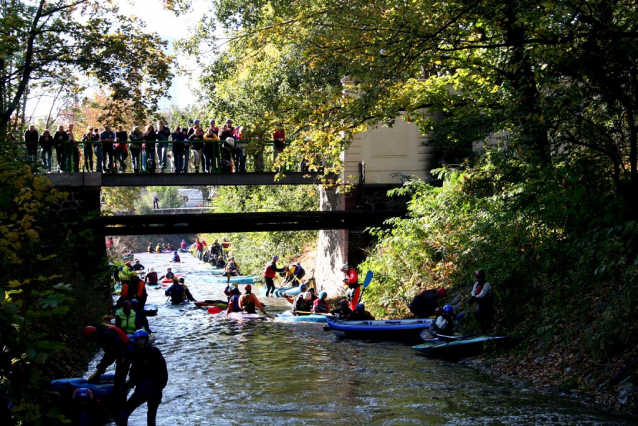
[129, 126, 143, 174]
[203, 126, 219, 173]
[92, 128, 102, 173]
[188, 127, 205, 173]
[143, 124, 157, 173]
[81, 127, 95, 172]
[101, 125, 116, 174]
[53, 124, 68, 173]
[39, 129, 54, 173]
[156, 121, 171, 173]
[24, 125, 39, 163]
[171, 125, 185, 173]
[114, 125, 129, 173]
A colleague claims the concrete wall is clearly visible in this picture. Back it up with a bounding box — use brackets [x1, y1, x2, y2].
[343, 113, 438, 185]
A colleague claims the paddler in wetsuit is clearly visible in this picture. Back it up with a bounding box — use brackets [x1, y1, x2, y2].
[238, 284, 266, 314]
[164, 277, 195, 305]
[147, 243, 153, 253]
[155, 243, 162, 253]
[170, 251, 180, 263]
[145, 268, 158, 286]
[159, 268, 174, 281]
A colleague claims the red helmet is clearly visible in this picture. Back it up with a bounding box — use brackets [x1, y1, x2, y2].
[435, 307, 442, 316]
[83, 326, 96, 340]
[244, 284, 252, 292]
[437, 287, 447, 297]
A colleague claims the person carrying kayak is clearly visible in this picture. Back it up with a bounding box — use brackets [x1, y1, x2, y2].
[117, 330, 167, 426]
[431, 305, 455, 336]
[341, 263, 360, 311]
[312, 291, 331, 314]
[346, 303, 375, 321]
[408, 287, 447, 318]
[145, 268, 159, 286]
[469, 269, 495, 334]
[282, 263, 305, 286]
[263, 255, 285, 297]
[115, 300, 137, 335]
[170, 251, 181, 263]
[331, 299, 353, 319]
[83, 325, 132, 402]
[164, 277, 195, 305]
[239, 284, 266, 314]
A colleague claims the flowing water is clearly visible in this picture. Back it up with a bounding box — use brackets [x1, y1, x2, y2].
[91, 252, 632, 425]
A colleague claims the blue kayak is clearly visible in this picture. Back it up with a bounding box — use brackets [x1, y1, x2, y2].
[413, 334, 510, 358]
[277, 310, 329, 323]
[325, 316, 433, 341]
[50, 374, 115, 399]
[210, 275, 261, 284]
[259, 286, 294, 297]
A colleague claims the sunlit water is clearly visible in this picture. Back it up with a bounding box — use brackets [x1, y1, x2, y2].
[89, 252, 632, 425]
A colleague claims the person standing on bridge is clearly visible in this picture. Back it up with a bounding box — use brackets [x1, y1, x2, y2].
[143, 124, 157, 173]
[100, 125, 116, 174]
[129, 126, 143, 174]
[156, 120, 171, 173]
[114, 125, 128, 174]
[153, 192, 159, 209]
[171, 125, 185, 173]
[203, 124, 219, 173]
[263, 255, 285, 297]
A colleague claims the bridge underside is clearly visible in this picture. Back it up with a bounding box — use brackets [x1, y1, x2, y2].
[47, 172, 335, 187]
[101, 210, 404, 235]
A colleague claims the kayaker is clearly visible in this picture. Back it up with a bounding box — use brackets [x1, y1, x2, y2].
[131, 259, 145, 272]
[224, 282, 239, 299]
[83, 326, 132, 401]
[264, 255, 285, 297]
[226, 285, 242, 314]
[283, 283, 307, 304]
[115, 300, 137, 335]
[431, 305, 455, 336]
[469, 269, 495, 334]
[239, 284, 266, 314]
[223, 257, 241, 283]
[118, 330, 167, 426]
[216, 256, 226, 269]
[331, 299, 353, 319]
[165, 277, 195, 305]
[131, 299, 152, 334]
[159, 268, 174, 281]
[180, 239, 188, 251]
[408, 287, 447, 318]
[131, 274, 148, 309]
[341, 264, 360, 311]
[282, 263, 305, 286]
[291, 288, 312, 315]
[145, 268, 159, 286]
[346, 303, 375, 321]
[312, 291, 331, 314]
[170, 251, 181, 263]
[155, 243, 162, 253]
[147, 243, 153, 253]
[70, 387, 109, 426]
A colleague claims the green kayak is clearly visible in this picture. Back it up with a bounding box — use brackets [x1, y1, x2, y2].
[413, 334, 509, 359]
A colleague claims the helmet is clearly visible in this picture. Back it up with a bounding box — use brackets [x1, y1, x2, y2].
[210, 119, 216, 124]
[131, 299, 139, 305]
[319, 291, 327, 299]
[174, 251, 177, 254]
[339, 300, 348, 306]
[125, 262, 131, 267]
[194, 118, 200, 123]
[73, 388, 94, 400]
[83, 326, 96, 340]
[443, 304, 454, 314]
[474, 269, 485, 279]
[299, 284, 307, 292]
[273, 255, 279, 261]
[303, 291, 312, 299]
[133, 329, 149, 341]
[356, 303, 365, 311]
[437, 288, 447, 297]
[182, 239, 185, 242]
[245, 284, 252, 292]
[341, 264, 349, 271]
[435, 307, 442, 316]
[178, 278, 185, 283]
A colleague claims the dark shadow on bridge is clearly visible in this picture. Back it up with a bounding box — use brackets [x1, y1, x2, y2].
[46, 172, 337, 187]
[101, 210, 405, 235]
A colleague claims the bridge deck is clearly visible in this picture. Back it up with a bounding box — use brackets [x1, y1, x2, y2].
[46, 172, 335, 187]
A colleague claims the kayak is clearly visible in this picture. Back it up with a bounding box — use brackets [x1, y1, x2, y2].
[50, 374, 116, 400]
[210, 275, 261, 284]
[325, 316, 433, 341]
[210, 268, 225, 275]
[277, 310, 329, 323]
[259, 286, 294, 297]
[226, 312, 266, 320]
[143, 304, 158, 316]
[413, 334, 510, 358]
[194, 300, 228, 309]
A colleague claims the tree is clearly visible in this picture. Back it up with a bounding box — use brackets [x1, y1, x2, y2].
[0, 0, 174, 142]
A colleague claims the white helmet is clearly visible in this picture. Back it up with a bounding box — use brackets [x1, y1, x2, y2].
[341, 264, 349, 271]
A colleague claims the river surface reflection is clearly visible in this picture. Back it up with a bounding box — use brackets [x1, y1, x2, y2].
[91, 252, 632, 425]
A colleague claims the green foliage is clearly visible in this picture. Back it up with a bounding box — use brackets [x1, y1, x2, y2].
[0, 157, 110, 424]
[201, 185, 319, 274]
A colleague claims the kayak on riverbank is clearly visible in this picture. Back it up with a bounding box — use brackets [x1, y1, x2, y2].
[208, 275, 261, 284]
[325, 316, 433, 341]
[413, 333, 510, 359]
[259, 285, 296, 297]
[277, 310, 329, 323]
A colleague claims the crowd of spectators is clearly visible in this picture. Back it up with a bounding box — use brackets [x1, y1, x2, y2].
[20, 119, 290, 174]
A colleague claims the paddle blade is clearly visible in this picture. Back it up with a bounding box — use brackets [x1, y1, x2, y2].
[208, 306, 223, 314]
[363, 271, 373, 288]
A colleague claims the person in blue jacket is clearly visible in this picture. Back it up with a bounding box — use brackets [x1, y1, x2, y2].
[117, 330, 167, 426]
[164, 277, 195, 305]
[170, 251, 181, 263]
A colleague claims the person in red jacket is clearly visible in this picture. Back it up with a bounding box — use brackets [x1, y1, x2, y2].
[263, 255, 285, 297]
[341, 263, 360, 311]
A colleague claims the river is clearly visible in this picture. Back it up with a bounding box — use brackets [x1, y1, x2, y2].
[90, 252, 632, 425]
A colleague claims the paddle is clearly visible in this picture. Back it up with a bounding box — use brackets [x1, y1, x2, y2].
[259, 308, 275, 319]
[358, 270, 374, 302]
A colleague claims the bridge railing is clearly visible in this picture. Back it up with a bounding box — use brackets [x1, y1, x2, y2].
[18, 139, 330, 174]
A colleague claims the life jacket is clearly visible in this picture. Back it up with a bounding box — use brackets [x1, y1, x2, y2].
[181, 242, 187, 248]
[290, 264, 305, 277]
[155, 245, 161, 253]
[313, 298, 330, 313]
[264, 261, 278, 278]
[146, 271, 158, 284]
[195, 241, 203, 251]
[135, 279, 147, 299]
[229, 294, 241, 312]
[172, 254, 180, 262]
[116, 309, 137, 334]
